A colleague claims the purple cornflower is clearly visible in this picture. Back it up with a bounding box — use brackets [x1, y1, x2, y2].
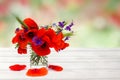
[65, 22, 74, 31]
[58, 21, 65, 28]
[64, 36, 70, 41]
[32, 36, 44, 46]
[15, 28, 20, 33]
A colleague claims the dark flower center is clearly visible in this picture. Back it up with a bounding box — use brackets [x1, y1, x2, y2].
[41, 43, 47, 48]
[28, 32, 35, 38]
[19, 36, 26, 41]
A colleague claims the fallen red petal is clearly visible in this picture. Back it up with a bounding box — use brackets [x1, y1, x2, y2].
[9, 64, 26, 71]
[26, 67, 48, 77]
[48, 65, 63, 71]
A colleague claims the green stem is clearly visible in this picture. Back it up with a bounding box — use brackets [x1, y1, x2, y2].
[30, 51, 48, 67]
[12, 14, 28, 29]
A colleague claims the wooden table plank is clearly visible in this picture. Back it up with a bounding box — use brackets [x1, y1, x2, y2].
[0, 48, 120, 80]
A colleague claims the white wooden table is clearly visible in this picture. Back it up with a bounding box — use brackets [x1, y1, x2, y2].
[0, 48, 120, 80]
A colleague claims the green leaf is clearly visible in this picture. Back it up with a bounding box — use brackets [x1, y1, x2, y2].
[15, 43, 19, 49]
[63, 32, 73, 37]
[12, 14, 28, 29]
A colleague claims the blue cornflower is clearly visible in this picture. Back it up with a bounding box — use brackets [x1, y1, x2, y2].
[65, 22, 74, 31]
[58, 21, 65, 28]
[64, 37, 70, 41]
[15, 28, 20, 33]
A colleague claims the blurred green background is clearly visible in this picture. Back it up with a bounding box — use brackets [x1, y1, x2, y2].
[0, 0, 120, 48]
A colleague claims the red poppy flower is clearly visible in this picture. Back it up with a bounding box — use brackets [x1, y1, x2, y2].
[33, 28, 55, 48]
[48, 65, 63, 71]
[44, 28, 56, 47]
[42, 35, 52, 47]
[26, 67, 48, 77]
[18, 47, 27, 54]
[12, 29, 28, 49]
[46, 28, 56, 39]
[59, 40, 69, 50]
[12, 29, 24, 44]
[52, 32, 69, 51]
[22, 18, 39, 30]
[26, 29, 38, 42]
[9, 64, 26, 71]
[31, 42, 50, 56]
[37, 28, 47, 37]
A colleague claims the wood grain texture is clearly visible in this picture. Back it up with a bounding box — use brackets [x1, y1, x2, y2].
[0, 48, 120, 80]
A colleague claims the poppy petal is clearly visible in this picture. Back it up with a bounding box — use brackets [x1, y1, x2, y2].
[31, 42, 50, 56]
[23, 18, 38, 29]
[48, 65, 63, 71]
[18, 47, 27, 54]
[9, 64, 26, 71]
[26, 67, 48, 77]
[12, 35, 19, 44]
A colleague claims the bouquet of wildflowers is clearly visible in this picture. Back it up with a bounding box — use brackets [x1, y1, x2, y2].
[12, 16, 74, 66]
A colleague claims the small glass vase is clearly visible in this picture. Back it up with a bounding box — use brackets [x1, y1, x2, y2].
[30, 51, 48, 68]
